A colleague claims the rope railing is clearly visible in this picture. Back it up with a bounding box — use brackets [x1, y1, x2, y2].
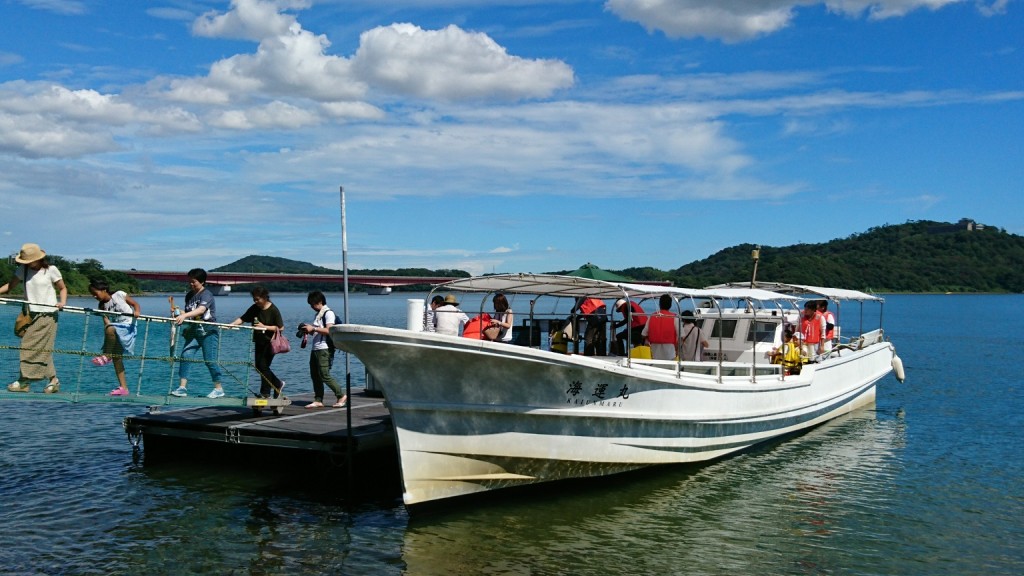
[0, 296, 268, 407]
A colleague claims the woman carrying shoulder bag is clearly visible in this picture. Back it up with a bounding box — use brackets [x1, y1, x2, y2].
[486, 293, 514, 342]
[228, 285, 286, 398]
[1, 243, 67, 393]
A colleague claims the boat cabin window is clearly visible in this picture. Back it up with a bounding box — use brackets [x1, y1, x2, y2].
[747, 320, 779, 344]
[709, 319, 738, 339]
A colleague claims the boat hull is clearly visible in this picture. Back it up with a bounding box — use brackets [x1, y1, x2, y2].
[332, 325, 893, 508]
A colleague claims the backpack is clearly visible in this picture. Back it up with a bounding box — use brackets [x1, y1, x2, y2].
[319, 307, 337, 355]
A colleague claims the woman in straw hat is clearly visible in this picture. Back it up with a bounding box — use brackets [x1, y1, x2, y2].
[0, 243, 68, 393]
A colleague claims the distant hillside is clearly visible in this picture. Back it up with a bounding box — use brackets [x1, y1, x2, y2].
[663, 220, 1024, 293]
[212, 255, 469, 292]
[213, 255, 333, 274]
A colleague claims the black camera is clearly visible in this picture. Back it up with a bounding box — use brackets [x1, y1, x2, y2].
[296, 323, 310, 338]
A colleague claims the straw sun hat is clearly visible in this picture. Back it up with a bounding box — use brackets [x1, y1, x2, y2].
[14, 243, 46, 264]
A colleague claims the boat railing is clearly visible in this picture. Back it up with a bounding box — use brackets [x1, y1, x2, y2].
[621, 357, 783, 381]
[0, 296, 265, 405]
[830, 328, 885, 354]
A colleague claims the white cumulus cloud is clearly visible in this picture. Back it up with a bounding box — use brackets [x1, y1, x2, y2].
[0, 81, 201, 158]
[165, 0, 365, 105]
[159, 1, 573, 126]
[192, 0, 311, 42]
[206, 100, 321, 130]
[352, 23, 575, 101]
[605, 0, 969, 42]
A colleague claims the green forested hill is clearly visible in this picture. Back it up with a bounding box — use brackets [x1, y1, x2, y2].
[215, 255, 333, 274]
[212, 255, 469, 292]
[213, 255, 469, 279]
[0, 257, 139, 296]
[659, 220, 1024, 293]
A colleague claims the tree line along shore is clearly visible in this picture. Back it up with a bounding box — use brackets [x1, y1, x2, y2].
[4, 220, 1021, 296]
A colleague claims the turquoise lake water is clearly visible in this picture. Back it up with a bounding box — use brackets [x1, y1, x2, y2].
[1, 292, 1022, 575]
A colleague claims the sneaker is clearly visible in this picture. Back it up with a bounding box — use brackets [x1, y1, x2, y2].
[110, 387, 129, 396]
[7, 381, 30, 393]
[207, 388, 225, 399]
[273, 381, 285, 399]
[91, 355, 112, 366]
[305, 401, 324, 409]
[170, 386, 188, 397]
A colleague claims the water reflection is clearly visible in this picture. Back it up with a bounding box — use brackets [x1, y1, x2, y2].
[401, 408, 903, 575]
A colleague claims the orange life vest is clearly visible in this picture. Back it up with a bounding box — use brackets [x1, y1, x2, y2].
[801, 311, 823, 344]
[461, 314, 491, 339]
[579, 298, 605, 315]
[647, 310, 677, 344]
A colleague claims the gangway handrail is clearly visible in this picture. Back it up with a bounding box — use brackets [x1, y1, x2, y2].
[0, 296, 251, 331]
[0, 296, 289, 411]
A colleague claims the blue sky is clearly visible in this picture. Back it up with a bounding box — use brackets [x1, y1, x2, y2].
[1, 0, 1020, 276]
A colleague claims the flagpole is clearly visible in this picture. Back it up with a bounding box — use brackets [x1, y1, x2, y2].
[340, 185, 353, 489]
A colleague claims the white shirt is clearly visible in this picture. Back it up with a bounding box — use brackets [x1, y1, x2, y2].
[312, 307, 337, 351]
[17, 265, 62, 313]
[434, 304, 469, 335]
[102, 290, 134, 324]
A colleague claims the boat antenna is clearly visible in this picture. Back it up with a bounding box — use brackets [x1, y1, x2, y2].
[750, 245, 761, 289]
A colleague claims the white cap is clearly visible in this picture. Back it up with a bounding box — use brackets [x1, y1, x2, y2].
[614, 299, 626, 309]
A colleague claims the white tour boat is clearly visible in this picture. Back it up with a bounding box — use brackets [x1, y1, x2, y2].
[330, 274, 903, 509]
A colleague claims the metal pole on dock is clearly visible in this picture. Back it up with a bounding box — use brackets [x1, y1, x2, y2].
[340, 185, 353, 490]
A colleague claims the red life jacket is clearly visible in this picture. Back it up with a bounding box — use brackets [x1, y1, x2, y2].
[647, 310, 677, 344]
[579, 298, 605, 315]
[461, 314, 492, 339]
[822, 310, 835, 339]
[622, 301, 647, 328]
[801, 311, 823, 344]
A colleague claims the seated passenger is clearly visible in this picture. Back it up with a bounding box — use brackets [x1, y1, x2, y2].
[771, 327, 802, 375]
[424, 295, 444, 332]
[486, 293, 514, 342]
[434, 294, 469, 335]
[549, 316, 572, 354]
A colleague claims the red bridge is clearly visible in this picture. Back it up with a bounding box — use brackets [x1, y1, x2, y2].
[121, 270, 462, 295]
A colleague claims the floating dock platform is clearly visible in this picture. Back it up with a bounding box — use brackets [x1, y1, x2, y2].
[123, 391, 396, 472]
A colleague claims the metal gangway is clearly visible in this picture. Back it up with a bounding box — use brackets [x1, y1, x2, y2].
[0, 296, 289, 415]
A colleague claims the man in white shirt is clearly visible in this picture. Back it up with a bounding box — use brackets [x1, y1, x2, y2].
[434, 294, 469, 335]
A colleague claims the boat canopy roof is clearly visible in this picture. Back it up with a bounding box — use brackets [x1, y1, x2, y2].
[704, 281, 884, 302]
[434, 274, 800, 302]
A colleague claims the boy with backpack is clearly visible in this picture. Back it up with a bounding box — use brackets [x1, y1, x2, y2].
[299, 291, 347, 408]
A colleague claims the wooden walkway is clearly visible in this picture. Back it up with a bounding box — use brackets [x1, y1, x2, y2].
[123, 391, 395, 466]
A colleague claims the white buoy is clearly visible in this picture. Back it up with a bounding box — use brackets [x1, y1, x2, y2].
[892, 354, 906, 383]
[407, 298, 425, 331]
